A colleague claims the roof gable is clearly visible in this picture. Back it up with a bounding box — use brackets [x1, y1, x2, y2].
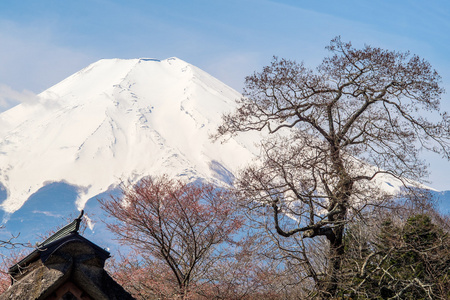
[0, 210, 134, 300]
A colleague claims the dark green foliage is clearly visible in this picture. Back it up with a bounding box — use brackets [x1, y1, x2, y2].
[403, 214, 440, 249]
[339, 214, 450, 299]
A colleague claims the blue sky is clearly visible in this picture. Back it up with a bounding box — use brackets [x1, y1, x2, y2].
[0, 0, 449, 190]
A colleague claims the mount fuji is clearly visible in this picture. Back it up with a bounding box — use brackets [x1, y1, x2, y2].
[0, 57, 267, 244]
[0, 58, 263, 213]
[0, 57, 448, 246]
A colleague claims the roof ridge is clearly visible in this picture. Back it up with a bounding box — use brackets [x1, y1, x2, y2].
[37, 210, 84, 248]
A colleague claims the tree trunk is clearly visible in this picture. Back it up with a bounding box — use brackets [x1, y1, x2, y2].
[323, 223, 345, 298]
[322, 145, 351, 298]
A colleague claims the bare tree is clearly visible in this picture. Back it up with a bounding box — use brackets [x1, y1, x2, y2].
[107, 251, 178, 300]
[0, 227, 34, 294]
[100, 175, 243, 298]
[215, 37, 450, 298]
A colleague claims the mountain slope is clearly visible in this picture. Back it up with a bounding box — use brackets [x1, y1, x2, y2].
[0, 57, 262, 214]
[0, 57, 444, 222]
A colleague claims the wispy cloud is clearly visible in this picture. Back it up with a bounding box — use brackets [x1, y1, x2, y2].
[0, 84, 38, 109]
[32, 210, 63, 218]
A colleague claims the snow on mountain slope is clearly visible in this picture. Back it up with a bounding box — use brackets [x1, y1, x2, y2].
[0, 57, 435, 221]
[0, 57, 263, 214]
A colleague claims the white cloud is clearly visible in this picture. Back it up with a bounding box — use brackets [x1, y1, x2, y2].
[0, 84, 38, 109]
[32, 210, 63, 218]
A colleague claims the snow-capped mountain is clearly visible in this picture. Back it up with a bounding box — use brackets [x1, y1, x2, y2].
[0, 57, 269, 217]
[0, 57, 447, 246]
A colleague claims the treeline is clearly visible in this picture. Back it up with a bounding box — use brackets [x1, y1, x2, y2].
[101, 37, 450, 299]
[102, 176, 449, 299]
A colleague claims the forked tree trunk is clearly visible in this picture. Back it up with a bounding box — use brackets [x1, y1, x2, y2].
[321, 147, 351, 298]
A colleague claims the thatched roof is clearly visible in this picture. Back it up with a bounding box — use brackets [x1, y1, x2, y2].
[0, 211, 135, 300]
